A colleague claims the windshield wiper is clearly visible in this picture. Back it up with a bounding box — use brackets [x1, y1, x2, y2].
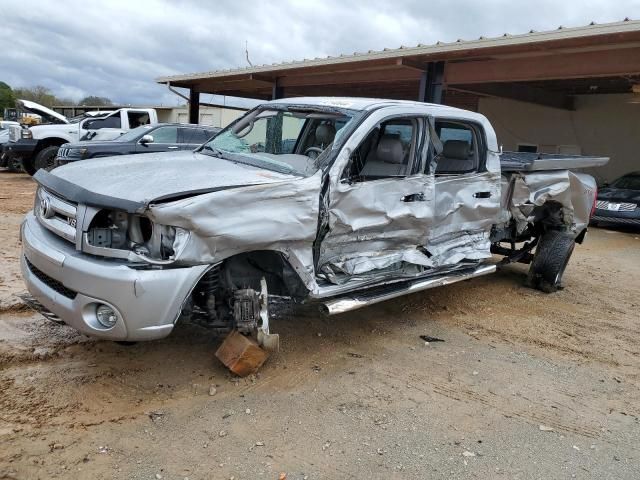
[200, 144, 225, 158]
[200, 144, 299, 176]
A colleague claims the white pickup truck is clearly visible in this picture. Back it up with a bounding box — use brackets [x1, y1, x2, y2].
[3, 100, 158, 174]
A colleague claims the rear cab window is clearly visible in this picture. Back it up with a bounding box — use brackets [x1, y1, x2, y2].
[431, 120, 486, 175]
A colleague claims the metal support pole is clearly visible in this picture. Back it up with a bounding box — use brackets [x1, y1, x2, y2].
[418, 61, 445, 104]
[272, 78, 283, 100]
[188, 88, 200, 124]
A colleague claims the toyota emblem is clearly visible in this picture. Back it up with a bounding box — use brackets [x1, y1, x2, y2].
[40, 195, 54, 219]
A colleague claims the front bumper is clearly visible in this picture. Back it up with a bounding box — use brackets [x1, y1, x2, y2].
[2, 139, 38, 161]
[592, 208, 640, 226]
[21, 212, 210, 341]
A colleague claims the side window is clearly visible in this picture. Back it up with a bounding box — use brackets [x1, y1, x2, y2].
[343, 117, 423, 182]
[128, 111, 150, 129]
[85, 115, 121, 130]
[180, 127, 210, 144]
[151, 126, 178, 143]
[433, 121, 480, 175]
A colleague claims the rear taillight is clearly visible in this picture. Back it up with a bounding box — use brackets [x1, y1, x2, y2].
[590, 186, 598, 218]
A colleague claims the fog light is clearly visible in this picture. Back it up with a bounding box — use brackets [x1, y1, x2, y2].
[96, 304, 117, 328]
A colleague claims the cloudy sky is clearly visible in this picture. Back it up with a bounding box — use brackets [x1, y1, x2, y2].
[2, 0, 639, 106]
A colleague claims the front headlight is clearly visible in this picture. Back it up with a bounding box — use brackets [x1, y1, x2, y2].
[21, 129, 33, 139]
[83, 209, 190, 264]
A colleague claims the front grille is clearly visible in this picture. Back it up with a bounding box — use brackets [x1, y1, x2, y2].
[8, 125, 21, 142]
[35, 188, 78, 243]
[57, 147, 71, 158]
[25, 257, 77, 299]
[592, 215, 640, 225]
[596, 200, 637, 212]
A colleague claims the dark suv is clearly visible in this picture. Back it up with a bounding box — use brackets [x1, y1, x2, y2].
[54, 123, 219, 167]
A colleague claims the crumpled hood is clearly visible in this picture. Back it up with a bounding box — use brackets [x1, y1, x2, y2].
[37, 150, 297, 210]
[598, 187, 640, 204]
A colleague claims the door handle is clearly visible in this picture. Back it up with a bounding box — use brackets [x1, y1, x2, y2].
[401, 193, 426, 202]
[167, 146, 179, 149]
[474, 191, 492, 198]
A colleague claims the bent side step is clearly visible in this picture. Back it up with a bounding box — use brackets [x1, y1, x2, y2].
[320, 264, 496, 315]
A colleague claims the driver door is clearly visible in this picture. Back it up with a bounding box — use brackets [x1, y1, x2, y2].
[317, 112, 435, 282]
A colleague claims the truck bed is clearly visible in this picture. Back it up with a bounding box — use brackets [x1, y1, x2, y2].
[500, 151, 609, 172]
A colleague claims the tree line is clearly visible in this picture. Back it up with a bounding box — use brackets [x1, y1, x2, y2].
[0, 82, 113, 112]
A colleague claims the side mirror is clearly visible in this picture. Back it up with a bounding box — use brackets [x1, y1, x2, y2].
[140, 134, 154, 144]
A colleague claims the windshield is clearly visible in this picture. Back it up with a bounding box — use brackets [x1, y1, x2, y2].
[201, 106, 357, 176]
[68, 112, 111, 124]
[68, 114, 86, 124]
[612, 174, 640, 190]
[114, 125, 154, 142]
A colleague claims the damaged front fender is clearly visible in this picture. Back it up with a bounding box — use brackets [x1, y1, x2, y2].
[145, 170, 324, 291]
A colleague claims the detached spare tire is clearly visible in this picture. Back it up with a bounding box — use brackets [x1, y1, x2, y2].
[527, 230, 575, 293]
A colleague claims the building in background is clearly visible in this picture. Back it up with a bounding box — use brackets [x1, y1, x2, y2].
[53, 99, 254, 129]
[157, 18, 640, 183]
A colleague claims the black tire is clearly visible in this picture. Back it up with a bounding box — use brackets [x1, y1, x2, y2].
[34, 146, 60, 172]
[527, 230, 575, 293]
[7, 155, 24, 173]
[20, 156, 37, 175]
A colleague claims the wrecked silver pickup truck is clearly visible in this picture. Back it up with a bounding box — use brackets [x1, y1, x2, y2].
[21, 97, 607, 348]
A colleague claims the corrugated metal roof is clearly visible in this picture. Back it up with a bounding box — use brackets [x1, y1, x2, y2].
[157, 18, 639, 83]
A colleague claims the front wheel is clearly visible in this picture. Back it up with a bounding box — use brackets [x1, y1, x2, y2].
[20, 156, 37, 175]
[6, 154, 24, 173]
[34, 146, 60, 172]
[527, 230, 575, 293]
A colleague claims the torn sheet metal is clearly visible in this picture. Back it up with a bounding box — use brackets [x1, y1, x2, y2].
[147, 170, 323, 291]
[325, 248, 434, 276]
[314, 103, 505, 285]
[425, 230, 492, 267]
[500, 151, 609, 172]
[429, 171, 501, 243]
[318, 171, 500, 283]
[506, 170, 596, 234]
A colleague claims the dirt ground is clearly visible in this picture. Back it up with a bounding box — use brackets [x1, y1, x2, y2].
[1, 170, 639, 480]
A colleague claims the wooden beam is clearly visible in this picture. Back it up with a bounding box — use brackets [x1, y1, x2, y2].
[277, 67, 421, 87]
[445, 46, 640, 84]
[248, 74, 275, 86]
[282, 84, 420, 101]
[450, 83, 574, 110]
[396, 58, 429, 71]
